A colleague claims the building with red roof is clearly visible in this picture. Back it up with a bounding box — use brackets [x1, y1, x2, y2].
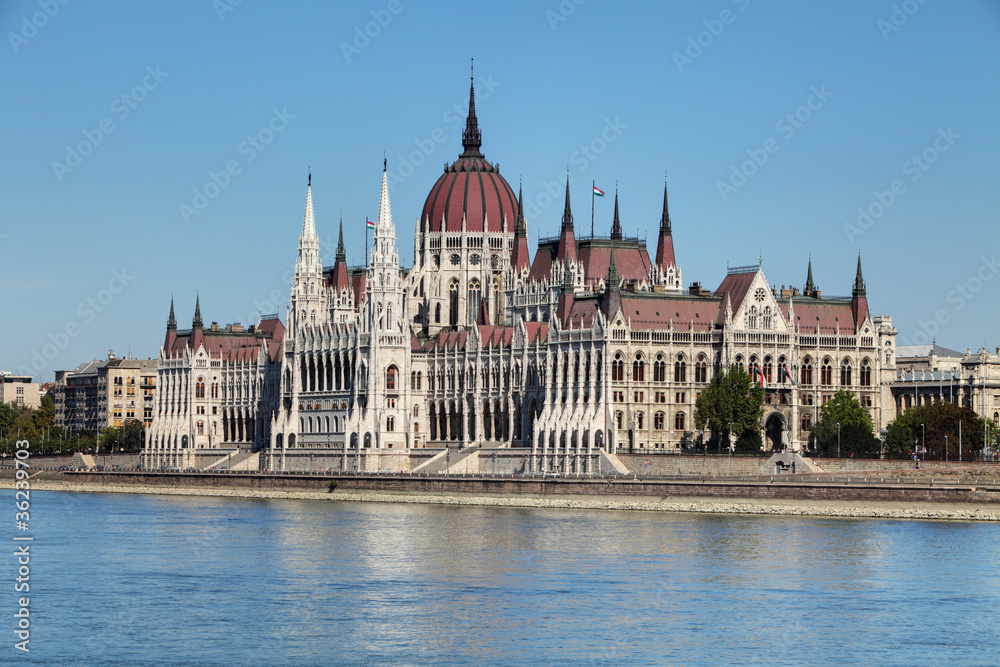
[145, 70, 903, 472]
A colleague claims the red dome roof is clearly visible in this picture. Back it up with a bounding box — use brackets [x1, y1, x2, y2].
[420, 72, 518, 234]
[421, 156, 518, 233]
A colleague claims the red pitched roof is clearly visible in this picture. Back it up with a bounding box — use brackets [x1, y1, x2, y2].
[714, 271, 756, 313]
[619, 295, 720, 331]
[783, 299, 856, 334]
[577, 241, 651, 287]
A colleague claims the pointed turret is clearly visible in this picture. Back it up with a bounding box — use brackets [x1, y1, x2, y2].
[164, 297, 177, 351]
[561, 174, 574, 232]
[191, 294, 204, 351]
[192, 294, 203, 329]
[851, 253, 869, 329]
[335, 215, 346, 264]
[556, 175, 577, 267]
[853, 254, 866, 298]
[302, 172, 317, 240]
[331, 215, 350, 293]
[610, 188, 623, 240]
[167, 297, 177, 331]
[511, 179, 532, 273]
[290, 173, 325, 334]
[460, 59, 482, 158]
[654, 178, 676, 270]
[804, 256, 816, 296]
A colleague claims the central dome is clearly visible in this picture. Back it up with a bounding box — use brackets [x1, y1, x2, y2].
[420, 78, 518, 234]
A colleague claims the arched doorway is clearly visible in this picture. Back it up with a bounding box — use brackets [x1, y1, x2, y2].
[765, 414, 784, 451]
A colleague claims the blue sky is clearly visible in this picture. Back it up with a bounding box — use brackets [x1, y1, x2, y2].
[2, 0, 999, 380]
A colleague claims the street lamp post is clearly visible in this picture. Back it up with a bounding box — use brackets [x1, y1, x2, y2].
[945, 434, 948, 462]
[920, 423, 925, 460]
[837, 422, 841, 458]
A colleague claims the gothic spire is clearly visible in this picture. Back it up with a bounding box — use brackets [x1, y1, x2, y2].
[515, 178, 527, 238]
[804, 256, 816, 295]
[192, 293, 203, 329]
[460, 59, 482, 158]
[853, 253, 866, 298]
[561, 174, 573, 232]
[376, 160, 393, 233]
[301, 172, 317, 240]
[660, 176, 671, 234]
[336, 214, 346, 264]
[167, 296, 176, 331]
[610, 187, 623, 240]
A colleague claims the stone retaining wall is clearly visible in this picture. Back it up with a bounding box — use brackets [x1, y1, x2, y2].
[67, 472, 1000, 504]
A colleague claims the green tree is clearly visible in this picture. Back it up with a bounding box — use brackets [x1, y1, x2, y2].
[695, 367, 764, 450]
[31, 395, 55, 431]
[120, 419, 145, 449]
[811, 390, 877, 456]
[885, 402, 986, 460]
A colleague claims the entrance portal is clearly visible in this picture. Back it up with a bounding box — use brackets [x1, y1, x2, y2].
[765, 414, 784, 451]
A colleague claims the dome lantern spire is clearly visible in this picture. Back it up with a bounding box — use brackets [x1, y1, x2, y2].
[460, 58, 483, 158]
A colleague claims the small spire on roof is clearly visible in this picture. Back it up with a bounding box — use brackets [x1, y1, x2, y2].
[611, 186, 622, 240]
[805, 256, 816, 294]
[853, 252, 866, 298]
[660, 175, 671, 234]
[561, 172, 573, 232]
[193, 293, 203, 329]
[336, 214, 346, 264]
[167, 296, 176, 331]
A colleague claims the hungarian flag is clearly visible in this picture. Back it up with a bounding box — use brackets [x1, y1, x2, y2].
[366, 218, 375, 230]
[593, 186, 605, 197]
[754, 365, 768, 389]
[782, 365, 797, 386]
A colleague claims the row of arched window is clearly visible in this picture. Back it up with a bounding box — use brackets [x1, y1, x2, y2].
[612, 352, 709, 383]
[733, 355, 874, 387]
[614, 410, 686, 431]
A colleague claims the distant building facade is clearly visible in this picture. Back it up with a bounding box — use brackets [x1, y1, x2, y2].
[0, 372, 40, 410]
[891, 345, 1000, 439]
[53, 356, 156, 433]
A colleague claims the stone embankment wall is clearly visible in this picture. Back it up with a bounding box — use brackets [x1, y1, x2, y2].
[67, 472, 1000, 504]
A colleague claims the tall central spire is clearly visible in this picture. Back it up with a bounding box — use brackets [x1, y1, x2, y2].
[460, 58, 483, 158]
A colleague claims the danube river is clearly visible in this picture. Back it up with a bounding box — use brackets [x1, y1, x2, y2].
[12, 491, 1000, 665]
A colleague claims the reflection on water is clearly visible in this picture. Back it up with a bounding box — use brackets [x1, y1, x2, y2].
[19, 492, 1000, 666]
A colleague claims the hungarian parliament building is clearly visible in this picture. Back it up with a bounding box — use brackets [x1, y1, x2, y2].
[143, 79, 902, 472]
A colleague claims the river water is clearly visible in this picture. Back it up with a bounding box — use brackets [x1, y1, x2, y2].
[8, 491, 1000, 665]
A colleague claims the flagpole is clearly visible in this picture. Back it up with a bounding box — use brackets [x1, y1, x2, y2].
[365, 219, 369, 268]
[590, 181, 597, 238]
